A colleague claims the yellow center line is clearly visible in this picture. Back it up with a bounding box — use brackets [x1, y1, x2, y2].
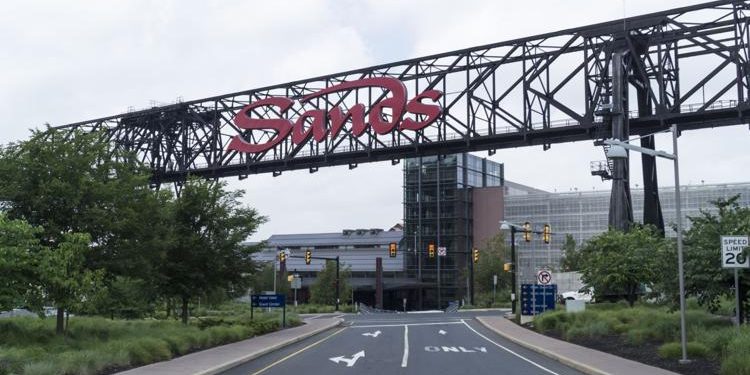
[250, 327, 347, 375]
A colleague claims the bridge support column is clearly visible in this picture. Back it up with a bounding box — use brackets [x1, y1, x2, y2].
[375, 257, 383, 309]
[608, 51, 634, 231]
[634, 68, 665, 235]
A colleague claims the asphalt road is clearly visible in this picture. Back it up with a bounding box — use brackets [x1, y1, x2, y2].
[221, 310, 585, 375]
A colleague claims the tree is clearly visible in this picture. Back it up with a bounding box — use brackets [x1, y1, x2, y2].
[679, 196, 750, 318]
[0, 129, 160, 324]
[35, 232, 104, 334]
[579, 225, 667, 306]
[560, 234, 582, 271]
[0, 214, 42, 311]
[0, 129, 150, 247]
[474, 233, 511, 294]
[310, 260, 352, 307]
[159, 178, 266, 324]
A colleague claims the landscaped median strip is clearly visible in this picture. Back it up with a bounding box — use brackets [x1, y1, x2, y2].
[116, 317, 344, 375]
[475, 316, 679, 375]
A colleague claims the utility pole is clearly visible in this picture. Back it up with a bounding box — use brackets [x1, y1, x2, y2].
[510, 227, 517, 314]
[436, 156, 442, 310]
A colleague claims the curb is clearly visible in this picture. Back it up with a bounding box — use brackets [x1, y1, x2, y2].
[475, 316, 609, 375]
[195, 318, 343, 375]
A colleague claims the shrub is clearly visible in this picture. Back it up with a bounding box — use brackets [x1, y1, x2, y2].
[625, 328, 650, 345]
[721, 330, 750, 375]
[22, 361, 59, 375]
[126, 338, 172, 365]
[565, 320, 613, 339]
[534, 311, 569, 333]
[658, 342, 708, 359]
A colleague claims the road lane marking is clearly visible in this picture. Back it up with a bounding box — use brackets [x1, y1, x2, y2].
[350, 321, 464, 328]
[329, 350, 365, 367]
[460, 320, 560, 375]
[424, 346, 487, 353]
[362, 330, 381, 337]
[401, 325, 409, 367]
[438, 329, 447, 335]
[249, 327, 346, 375]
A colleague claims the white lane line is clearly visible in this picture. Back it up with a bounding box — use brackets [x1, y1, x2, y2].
[460, 319, 560, 375]
[350, 321, 464, 328]
[401, 325, 409, 367]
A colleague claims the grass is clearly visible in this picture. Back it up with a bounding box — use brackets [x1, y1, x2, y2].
[0, 304, 300, 375]
[532, 303, 750, 375]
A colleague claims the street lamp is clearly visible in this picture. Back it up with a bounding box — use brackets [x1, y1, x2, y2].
[500, 220, 525, 315]
[602, 124, 690, 364]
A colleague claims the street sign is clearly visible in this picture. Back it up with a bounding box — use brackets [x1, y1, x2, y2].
[437, 246, 447, 256]
[251, 294, 286, 308]
[536, 269, 553, 285]
[721, 236, 749, 268]
[290, 277, 302, 290]
[493, 274, 498, 286]
[521, 284, 556, 316]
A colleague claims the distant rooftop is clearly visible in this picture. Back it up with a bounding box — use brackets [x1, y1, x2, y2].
[503, 180, 549, 196]
[267, 228, 402, 247]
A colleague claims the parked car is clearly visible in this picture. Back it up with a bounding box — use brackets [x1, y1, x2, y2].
[561, 290, 593, 303]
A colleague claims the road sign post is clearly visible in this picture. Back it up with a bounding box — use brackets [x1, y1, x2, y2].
[493, 274, 497, 304]
[722, 235, 749, 328]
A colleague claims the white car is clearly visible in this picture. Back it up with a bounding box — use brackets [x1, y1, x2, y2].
[561, 290, 593, 302]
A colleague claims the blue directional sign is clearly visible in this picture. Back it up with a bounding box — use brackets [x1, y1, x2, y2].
[520, 284, 556, 316]
[251, 294, 286, 308]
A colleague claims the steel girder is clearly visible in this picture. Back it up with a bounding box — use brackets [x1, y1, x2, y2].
[51, 0, 750, 184]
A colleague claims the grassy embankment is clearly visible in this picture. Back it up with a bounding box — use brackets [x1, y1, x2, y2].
[533, 302, 750, 375]
[0, 305, 299, 375]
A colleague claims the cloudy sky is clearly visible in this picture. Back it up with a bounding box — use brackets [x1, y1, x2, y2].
[2, 0, 748, 240]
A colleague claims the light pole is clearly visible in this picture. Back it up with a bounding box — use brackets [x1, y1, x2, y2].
[603, 124, 690, 364]
[500, 220, 522, 314]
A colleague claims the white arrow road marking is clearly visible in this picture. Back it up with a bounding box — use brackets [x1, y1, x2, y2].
[362, 330, 381, 338]
[438, 329, 447, 335]
[330, 350, 365, 367]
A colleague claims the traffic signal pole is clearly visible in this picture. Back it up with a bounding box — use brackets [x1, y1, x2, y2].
[510, 227, 517, 315]
[469, 253, 475, 306]
[287, 252, 341, 311]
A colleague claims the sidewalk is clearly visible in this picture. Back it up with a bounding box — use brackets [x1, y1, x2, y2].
[476, 316, 679, 375]
[116, 317, 342, 375]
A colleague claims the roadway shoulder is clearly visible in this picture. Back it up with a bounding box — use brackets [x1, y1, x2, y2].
[116, 317, 343, 375]
[475, 316, 679, 375]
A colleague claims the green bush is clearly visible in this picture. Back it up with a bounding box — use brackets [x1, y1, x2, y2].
[658, 342, 708, 359]
[535, 310, 569, 333]
[721, 330, 750, 375]
[22, 361, 59, 375]
[0, 307, 299, 374]
[565, 320, 613, 339]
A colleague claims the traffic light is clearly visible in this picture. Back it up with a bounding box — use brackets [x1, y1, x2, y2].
[523, 221, 532, 242]
[503, 262, 513, 272]
[428, 242, 436, 258]
[473, 248, 479, 263]
[543, 224, 551, 244]
[305, 249, 312, 264]
[278, 251, 286, 264]
[389, 242, 397, 258]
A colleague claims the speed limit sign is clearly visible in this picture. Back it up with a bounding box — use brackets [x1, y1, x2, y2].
[722, 236, 749, 269]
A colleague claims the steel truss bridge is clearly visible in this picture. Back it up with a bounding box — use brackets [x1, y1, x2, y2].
[53, 1, 750, 231]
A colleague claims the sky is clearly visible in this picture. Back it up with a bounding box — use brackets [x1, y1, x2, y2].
[2, 0, 748, 241]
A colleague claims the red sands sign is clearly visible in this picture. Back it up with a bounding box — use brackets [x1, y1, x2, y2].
[228, 77, 443, 153]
